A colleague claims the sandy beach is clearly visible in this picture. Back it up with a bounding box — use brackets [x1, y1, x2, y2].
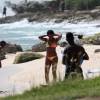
[0, 44, 100, 96]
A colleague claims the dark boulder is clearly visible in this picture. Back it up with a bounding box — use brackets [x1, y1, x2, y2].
[59, 41, 68, 47]
[55, 19, 64, 23]
[4, 43, 23, 53]
[32, 42, 46, 52]
[0, 42, 23, 60]
[94, 49, 100, 53]
[92, 40, 100, 45]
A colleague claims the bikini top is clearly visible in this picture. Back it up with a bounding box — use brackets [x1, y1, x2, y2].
[46, 42, 57, 48]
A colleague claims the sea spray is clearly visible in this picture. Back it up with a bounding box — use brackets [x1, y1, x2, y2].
[0, 19, 100, 50]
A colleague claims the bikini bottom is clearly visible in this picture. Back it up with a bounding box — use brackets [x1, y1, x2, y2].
[45, 56, 58, 65]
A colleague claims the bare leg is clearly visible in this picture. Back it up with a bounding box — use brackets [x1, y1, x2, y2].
[45, 65, 51, 84]
[65, 66, 71, 79]
[52, 63, 57, 82]
[76, 66, 84, 79]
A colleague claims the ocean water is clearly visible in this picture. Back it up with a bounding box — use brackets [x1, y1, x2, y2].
[0, 0, 100, 50]
[0, 19, 100, 50]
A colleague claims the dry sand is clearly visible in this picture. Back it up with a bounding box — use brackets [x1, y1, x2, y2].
[82, 45, 100, 79]
[0, 45, 100, 96]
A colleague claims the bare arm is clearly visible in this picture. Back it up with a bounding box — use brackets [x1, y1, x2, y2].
[83, 51, 89, 60]
[54, 34, 62, 41]
[62, 47, 70, 65]
[38, 35, 48, 42]
[82, 48, 89, 60]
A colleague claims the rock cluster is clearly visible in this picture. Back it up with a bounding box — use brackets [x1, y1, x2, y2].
[5, 43, 23, 53]
[32, 42, 46, 52]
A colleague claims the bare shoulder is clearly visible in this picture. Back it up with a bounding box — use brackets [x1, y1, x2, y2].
[76, 44, 85, 50]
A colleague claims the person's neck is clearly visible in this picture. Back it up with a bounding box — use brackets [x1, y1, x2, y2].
[69, 41, 75, 46]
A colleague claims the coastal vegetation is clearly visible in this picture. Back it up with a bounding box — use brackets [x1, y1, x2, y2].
[13, 52, 44, 64]
[1, 77, 100, 100]
[65, 0, 100, 10]
[83, 33, 100, 45]
[6, 0, 100, 14]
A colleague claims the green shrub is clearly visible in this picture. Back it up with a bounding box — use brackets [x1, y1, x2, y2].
[65, 0, 100, 10]
[13, 52, 44, 64]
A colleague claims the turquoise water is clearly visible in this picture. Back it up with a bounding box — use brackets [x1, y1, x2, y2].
[0, 19, 100, 50]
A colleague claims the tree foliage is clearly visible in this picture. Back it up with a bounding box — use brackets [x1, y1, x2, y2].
[6, 0, 100, 14]
[65, 0, 100, 10]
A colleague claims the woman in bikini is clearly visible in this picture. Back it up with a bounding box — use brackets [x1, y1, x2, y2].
[39, 30, 62, 84]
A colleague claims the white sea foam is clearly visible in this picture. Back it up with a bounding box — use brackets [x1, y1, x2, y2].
[0, 18, 100, 50]
[0, 19, 29, 28]
[1, 19, 100, 35]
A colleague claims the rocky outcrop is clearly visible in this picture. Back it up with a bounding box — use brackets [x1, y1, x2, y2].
[59, 41, 68, 47]
[32, 42, 46, 52]
[7, 1, 59, 13]
[83, 33, 100, 45]
[0, 0, 99, 24]
[0, 8, 100, 24]
[94, 49, 100, 53]
[4, 43, 23, 53]
[0, 43, 23, 60]
[0, 13, 33, 24]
